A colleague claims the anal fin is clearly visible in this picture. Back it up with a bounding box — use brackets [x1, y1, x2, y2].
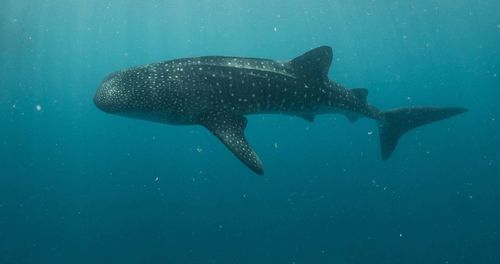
[198, 111, 264, 175]
[299, 113, 315, 122]
[345, 112, 360, 123]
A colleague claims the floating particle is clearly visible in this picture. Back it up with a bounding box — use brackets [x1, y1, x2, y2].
[196, 146, 203, 153]
[35, 104, 42, 111]
[274, 142, 279, 149]
[154, 177, 159, 182]
[273, 26, 278, 32]
[367, 131, 373, 135]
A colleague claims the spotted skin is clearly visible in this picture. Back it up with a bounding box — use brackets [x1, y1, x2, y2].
[94, 46, 467, 175]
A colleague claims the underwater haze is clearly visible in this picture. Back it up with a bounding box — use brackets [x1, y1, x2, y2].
[1, 0, 499, 263]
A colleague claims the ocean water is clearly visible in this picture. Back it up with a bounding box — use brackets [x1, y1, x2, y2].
[1, 0, 499, 263]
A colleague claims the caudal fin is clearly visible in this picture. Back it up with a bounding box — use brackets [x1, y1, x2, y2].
[379, 106, 468, 160]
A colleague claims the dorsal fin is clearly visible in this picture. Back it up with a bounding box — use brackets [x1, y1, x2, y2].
[290, 46, 333, 80]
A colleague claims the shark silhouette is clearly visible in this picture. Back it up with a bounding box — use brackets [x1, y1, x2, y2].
[94, 46, 467, 175]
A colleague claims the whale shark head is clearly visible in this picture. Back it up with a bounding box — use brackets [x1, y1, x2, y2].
[94, 66, 193, 124]
[94, 71, 134, 113]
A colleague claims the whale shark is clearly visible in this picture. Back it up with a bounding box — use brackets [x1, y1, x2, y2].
[94, 46, 467, 175]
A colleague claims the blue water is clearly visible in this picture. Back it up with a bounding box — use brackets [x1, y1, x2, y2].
[1, 1, 499, 263]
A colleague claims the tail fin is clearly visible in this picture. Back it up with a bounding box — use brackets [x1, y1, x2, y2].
[379, 106, 467, 160]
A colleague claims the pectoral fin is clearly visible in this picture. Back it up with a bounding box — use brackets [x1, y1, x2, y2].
[198, 111, 264, 175]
